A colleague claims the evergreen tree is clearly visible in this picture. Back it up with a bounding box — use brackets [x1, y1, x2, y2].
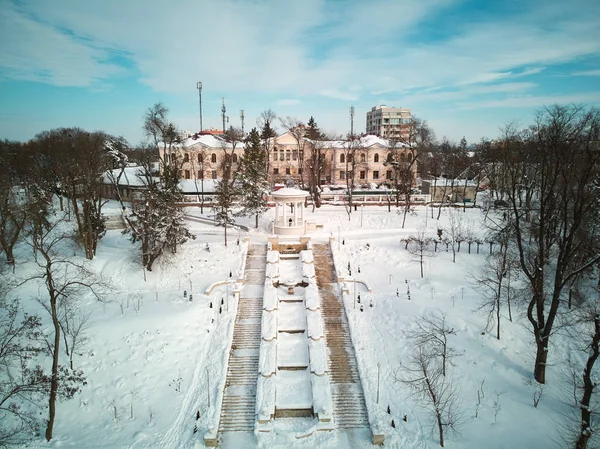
[306, 116, 324, 140]
[236, 128, 269, 228]
[114, 104, 194, 271]
[258, 110, 277, 177]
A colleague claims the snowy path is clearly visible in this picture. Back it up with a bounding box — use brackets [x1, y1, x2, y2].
[313, 244, 370, 430]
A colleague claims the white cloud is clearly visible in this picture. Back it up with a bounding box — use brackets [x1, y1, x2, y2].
[457, 92, 600, 110]
[1, 0, 599, 116]
[0, 3, 123, 86]
[571, 69, 600, 76]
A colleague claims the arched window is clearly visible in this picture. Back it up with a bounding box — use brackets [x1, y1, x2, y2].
[340, 153, 345, 163]
[170, 153, 177, 163]
[407, 153, 413, 162]
[197, 153, 203, 163]
[400, 153, 406, 162]
[360, 153, 366, 163]
[387, 153, 393, 162]
[211, 153, 217, 163]
[374, 153, 379, 163]
[348, 154, 353, 163]
[232, 153, 238, 163]
[183, 153, 189, 163]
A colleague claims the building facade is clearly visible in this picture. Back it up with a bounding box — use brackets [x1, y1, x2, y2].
[158, 131, 417, 189]
[366, 105, 412, 140]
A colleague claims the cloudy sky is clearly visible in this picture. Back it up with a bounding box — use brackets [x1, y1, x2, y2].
[1, 0, 599, 146]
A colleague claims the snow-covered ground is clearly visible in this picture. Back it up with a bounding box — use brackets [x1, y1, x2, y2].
[7, 201, 567, 448]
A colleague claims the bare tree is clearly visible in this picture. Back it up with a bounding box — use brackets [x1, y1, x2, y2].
[502, 105, 600, 384]
[407, 223, 435, 278]
[257, 109, 277, 178]
[395, 345, 462, 447]
[342, 134, 363, 220]
[24, 212, 94, 441]
[279, 116, 307, 188]
[0, 290, 50, 447]
[407, 312, 457, 377]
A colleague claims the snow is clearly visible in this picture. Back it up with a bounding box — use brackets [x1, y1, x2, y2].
[4, 200, 570, 449]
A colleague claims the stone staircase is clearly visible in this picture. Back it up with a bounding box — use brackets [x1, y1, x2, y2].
[313, 244, 369, 430]
[218, 244, 266, 434]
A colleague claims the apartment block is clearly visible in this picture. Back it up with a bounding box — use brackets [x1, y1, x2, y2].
[366, 105, 412, 140]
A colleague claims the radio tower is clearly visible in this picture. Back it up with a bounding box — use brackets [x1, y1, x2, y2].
[221, 98, 227, 133]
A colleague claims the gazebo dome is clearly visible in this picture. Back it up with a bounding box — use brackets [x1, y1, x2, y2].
[271, 188, 310, 200]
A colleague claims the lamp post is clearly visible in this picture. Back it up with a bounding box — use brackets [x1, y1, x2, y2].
[196, 82, 203, 132]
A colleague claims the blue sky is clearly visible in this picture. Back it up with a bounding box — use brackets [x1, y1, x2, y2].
[1, 0, 599, 146]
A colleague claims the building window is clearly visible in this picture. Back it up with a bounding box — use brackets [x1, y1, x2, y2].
[197, 170, 203, 178]
[293, 150, 298, 160]
[360, 170, 366, 180]
[212, 170, 217, 179]
[387, 153, 393, 162]
[285, 167, 291, 175]
[298, 168, 303, 175]
[340, 153, 345, 163]
[360, 153, 366, 163]
[273, 151, 277, 161]
[286, 150, 291, 161]
[171, 153, 177, 163]
[400, 153, 406, 162]
[185, 170, 190, 179]
[273, 168, 279, 175]
[183, 153, 189, 162]
[233, 154, 238, 163]
[211, 153, 217, 163]
[197, 154, 203, 163]
[340, 170, 346, 180]
[280, 151, 284, 161]
[408, 153, 413, 162]
[373, 170, 379, 179]
[386, 170, 392, 180]
[374, 153, 379, 163]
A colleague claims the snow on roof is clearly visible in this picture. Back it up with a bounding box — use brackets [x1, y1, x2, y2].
[271, 187, 310, 198]
[178, 178, 219, 193]
[101, 166, 149, 187]
[303, 134, 410, 149]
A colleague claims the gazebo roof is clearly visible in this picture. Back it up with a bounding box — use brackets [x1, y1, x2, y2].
[271, 188, 310, 200]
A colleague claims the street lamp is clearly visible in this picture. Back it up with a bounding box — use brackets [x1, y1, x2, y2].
[196, 82, 203, 132]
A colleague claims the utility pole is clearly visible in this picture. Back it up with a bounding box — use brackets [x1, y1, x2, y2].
[196, 82, 203, 132]
[240, 109, 245, 135]
[221, 97, 227, 133]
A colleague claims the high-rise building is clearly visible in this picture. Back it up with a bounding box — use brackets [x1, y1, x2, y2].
[366, 105, 412, 140]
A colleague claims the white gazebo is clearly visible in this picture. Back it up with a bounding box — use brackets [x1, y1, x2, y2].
[272, 188, 310, 235]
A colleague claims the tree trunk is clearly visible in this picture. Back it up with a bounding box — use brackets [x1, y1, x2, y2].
[45, 294, 60, 441]
[436, 409, 444, 447]
[575, 315, 600, 449]
[533, 339, 548, 384]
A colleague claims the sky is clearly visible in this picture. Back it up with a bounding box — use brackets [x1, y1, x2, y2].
[1, 0, 599, 146]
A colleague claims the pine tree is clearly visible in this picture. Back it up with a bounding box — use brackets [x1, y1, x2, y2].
[306, 116, 324, 140]
[236, 128, 269, 228]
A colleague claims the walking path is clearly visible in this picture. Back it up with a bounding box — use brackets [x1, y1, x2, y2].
[313, 244, 370, 430]
[218, 244, 266, 436]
